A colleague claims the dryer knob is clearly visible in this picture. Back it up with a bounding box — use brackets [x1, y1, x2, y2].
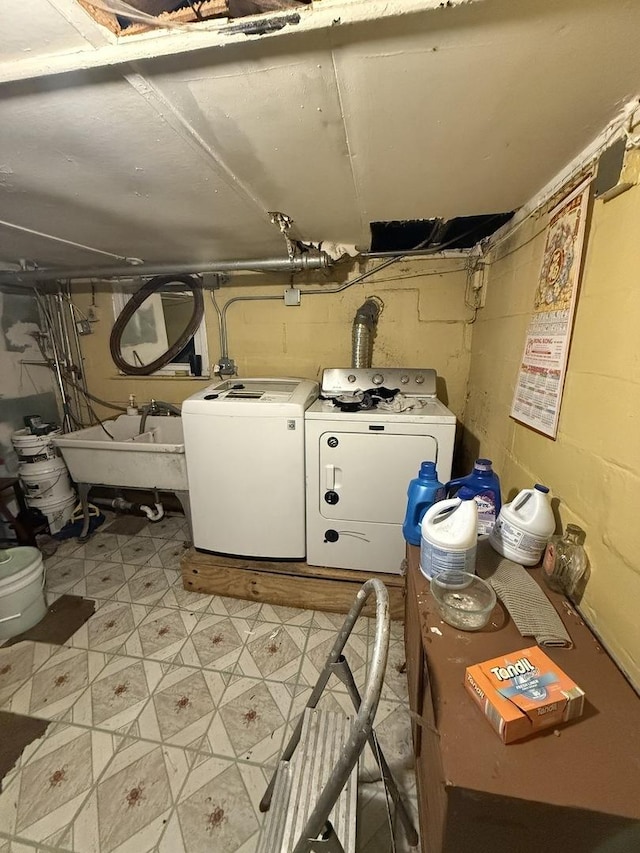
[324, 490, 339, 505]
[324, 529, 339, 543]
[415, 374, 425, 384]
[400, 374, 409, 385]
[371, 373, 384, 386]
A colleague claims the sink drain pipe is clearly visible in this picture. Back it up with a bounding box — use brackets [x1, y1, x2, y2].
[90, 495, 165, 523]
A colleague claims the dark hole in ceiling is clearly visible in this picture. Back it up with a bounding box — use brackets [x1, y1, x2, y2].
[370, 213, 514, 253]
[113, 0, 310, 30]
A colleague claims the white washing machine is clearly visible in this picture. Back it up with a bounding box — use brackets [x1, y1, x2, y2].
[183, 377, 319, 559]
[305, 368, 456, 574]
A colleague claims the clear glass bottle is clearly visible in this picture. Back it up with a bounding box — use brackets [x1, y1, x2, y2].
[542, 524, 588, 597]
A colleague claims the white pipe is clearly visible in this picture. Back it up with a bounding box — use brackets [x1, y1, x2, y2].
[140, 502, 164, 522]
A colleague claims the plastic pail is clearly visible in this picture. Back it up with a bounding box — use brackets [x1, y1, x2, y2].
[18, 457, 72, 500]
[0, 547, 47, 640]
[25, 492, 76, 535]
[11, 428, 61, 461]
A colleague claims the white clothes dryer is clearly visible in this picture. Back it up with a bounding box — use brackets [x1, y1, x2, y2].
[305, 368, 456, 574]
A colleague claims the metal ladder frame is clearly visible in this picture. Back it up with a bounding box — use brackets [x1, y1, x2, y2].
[259, 578, 419, 853]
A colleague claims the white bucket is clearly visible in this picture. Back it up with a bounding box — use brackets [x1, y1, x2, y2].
[25, 492, 76, 535]
[18, 457, 72, 501]
[489, 484, 555, 566]
[0, 547, 47, 640]
[12, 428, 61, 461]
[420, 488, 478, 580]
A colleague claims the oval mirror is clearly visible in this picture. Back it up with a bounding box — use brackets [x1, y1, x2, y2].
[110, 274, 205, 376]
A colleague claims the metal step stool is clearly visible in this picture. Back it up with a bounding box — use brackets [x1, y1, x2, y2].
[257, 578, 419, 853]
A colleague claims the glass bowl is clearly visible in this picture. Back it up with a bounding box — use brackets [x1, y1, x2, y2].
[430, 570, 496, 631]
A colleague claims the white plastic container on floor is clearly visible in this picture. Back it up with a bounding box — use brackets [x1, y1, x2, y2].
[18, 457, 72, 501]
[0, 547, 47, 640]
[26, 492, 76, 535]
[420, 486, 478, 580]
[489, 484, 555, 566]
[11, 428, 61, 461]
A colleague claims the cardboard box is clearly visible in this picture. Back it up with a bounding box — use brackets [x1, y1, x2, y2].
[464, 646, 585, 743]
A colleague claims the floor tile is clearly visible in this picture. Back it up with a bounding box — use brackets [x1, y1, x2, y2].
[179, 614, 253, 674]
[0, 712, 53, 794]
[311, 609, 370, 635]
[298, 626, 369, 694]
[69, 601, 146, 653]
[137, 665, 227, 749]
[252, 603, 314, 627]
[120, 607, 200, 662]
[3, 646, 108, 721]
[45, 558, 99, 594]
[115, 566, 178, 607]
[67, 561, 132, 601]
[235, 622, 307, 683]
[46, 538, 84, 561]
[379, 638, 409, 703]
[360, 700, 415, 793]
[116, 537, 159, 566]
[207, 596, 262, 622]
[356, 781, 419, 852]
[159, 574, 211, 613]
[145, 539, 190, 571]
[74, 533, 123, 562]
[137, 516, 189, 541]
[66, 738, 190, 853]
[0, 722, 117, 845]
[0, 642, 57, 706]
[71, 656, 163, 732]
[158, 755, 267, 853]
[204, 675, 292, 764]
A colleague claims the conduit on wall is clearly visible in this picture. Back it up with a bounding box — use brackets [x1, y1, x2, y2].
[0, 254, 332, 288]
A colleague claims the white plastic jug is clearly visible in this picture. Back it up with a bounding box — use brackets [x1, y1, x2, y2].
[420, 486, 478, 580]
[489, 484, 555, 566]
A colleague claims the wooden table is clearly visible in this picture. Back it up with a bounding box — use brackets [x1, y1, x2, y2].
[404, 545, 640, 853]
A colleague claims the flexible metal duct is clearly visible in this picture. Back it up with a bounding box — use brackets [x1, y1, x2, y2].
[351, 297, 383, 368]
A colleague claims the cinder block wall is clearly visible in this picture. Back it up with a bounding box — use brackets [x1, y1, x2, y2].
[463, 152, 640, 688]
[72, 257, 474, 423]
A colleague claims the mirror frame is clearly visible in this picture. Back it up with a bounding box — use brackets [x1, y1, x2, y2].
[109, 274, 205, 376]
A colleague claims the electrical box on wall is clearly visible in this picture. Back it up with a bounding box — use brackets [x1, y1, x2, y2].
[284, 287, 301, 306]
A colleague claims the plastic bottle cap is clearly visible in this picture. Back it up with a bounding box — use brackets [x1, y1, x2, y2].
[534, 484, 549, 493]
[457, 486, 476, 500]
[474, 459, 492, 471]
[419, 461, 437, 478]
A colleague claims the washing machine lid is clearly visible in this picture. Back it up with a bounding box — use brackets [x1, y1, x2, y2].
[182, 377, 319, 416]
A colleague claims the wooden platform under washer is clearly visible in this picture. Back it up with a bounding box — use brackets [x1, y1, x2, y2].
[180, 548, 406, 621]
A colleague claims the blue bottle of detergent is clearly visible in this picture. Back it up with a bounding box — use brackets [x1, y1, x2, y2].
[446, 459, 502, 535]
[402, 461, 446, 546]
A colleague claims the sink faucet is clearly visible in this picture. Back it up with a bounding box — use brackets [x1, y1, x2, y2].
[139, 399, 182, 434]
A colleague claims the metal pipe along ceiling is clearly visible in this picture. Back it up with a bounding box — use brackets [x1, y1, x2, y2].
[0, 253, 332, 286]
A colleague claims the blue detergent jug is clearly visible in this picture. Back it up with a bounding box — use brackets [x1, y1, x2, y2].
[402, 461, 445, 546]
[446, 459, 501, 535]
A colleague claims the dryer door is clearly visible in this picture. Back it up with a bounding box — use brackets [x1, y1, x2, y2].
[318, 430, 437, 523]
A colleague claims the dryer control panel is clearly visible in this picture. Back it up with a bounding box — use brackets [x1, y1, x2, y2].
[321, 368, 437, 397]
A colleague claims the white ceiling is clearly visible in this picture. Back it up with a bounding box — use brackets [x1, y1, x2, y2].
[1, 0, 640, 269]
